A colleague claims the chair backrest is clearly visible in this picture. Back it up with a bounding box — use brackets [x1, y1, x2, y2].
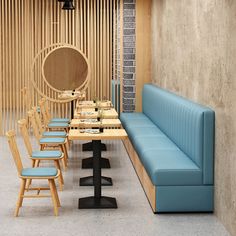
[39, 98, 49, 126]
[21, 87, 32, 111]
[44, 99, 52, 121]
[6, 130, 23, 175]
[28, 110, 41, 143]
[18, 119, 33, 156]
[32, 106, 44, 134]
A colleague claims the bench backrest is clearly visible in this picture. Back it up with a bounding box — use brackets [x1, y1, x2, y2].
[142, 84, 215, 185]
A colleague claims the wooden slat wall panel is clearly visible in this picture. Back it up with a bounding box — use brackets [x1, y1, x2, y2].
[0, 0, 120, 135]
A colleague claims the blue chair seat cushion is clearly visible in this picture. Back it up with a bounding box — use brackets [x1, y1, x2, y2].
[133, 136, 180, 158]
[43, 131, 67, 137]
[32, 150, 62, 158]
[21, 168, 58, 177]
[40, 137, 66, 144]
[141, 149, 202, 186]
[47, 122, 69, 128]
[50, 118, 70, 123]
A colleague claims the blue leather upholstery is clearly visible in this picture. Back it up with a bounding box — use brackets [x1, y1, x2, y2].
[40, 137, 66, 144]
[124, 126, 165, 139]
[141, 149, 202, 185]
[43, 131, 67, 137]
[133, 136, 179, 158]
[47, 122, 69, 128]
[21, 168, 58, 177]
[120, 84, 215, 212]
[32, 150, 62, 158]
[156, 185, 214, 212]
[142, 84, 215, 184]
[50, 118, 70, 123]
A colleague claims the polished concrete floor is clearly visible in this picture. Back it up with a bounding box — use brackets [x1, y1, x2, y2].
[0, 135, 230, 236]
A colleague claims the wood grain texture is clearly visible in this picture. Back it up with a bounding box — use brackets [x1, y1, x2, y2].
[135, 0, 152, 112]
[123, 138, 156, 212]
[0, 0, 117, 135]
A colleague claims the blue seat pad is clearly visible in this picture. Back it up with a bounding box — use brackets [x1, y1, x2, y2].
[40, 137, 66, 143]
[141, 149, 202, 186]
[133, 136, 179, 158]
[32, 150, 62, 158]
[47, 122, 69, 128]
[43, 131, 67, 137]
[21, 167, 58, 177]
[50, 118, 70, 123]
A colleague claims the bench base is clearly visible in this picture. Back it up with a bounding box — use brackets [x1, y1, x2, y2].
[123, 138, 214, 213]
[123, 138, 156, 212]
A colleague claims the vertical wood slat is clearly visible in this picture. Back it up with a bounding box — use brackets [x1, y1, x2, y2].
[0, 0, 116, 135]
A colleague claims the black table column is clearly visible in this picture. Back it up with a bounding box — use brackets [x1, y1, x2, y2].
[78, 140, 117, 209]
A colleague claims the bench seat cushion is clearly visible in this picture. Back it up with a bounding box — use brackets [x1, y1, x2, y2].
[126, 126, 165, 140]
[120, 112, 151, 129]
[133, 136, 179, 157]
[141, 149, 202, 185]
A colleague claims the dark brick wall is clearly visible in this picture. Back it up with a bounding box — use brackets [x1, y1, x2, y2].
[122, 0, 136, 112]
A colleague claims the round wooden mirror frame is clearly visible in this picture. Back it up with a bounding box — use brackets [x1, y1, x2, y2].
[31, 43, 90, 103]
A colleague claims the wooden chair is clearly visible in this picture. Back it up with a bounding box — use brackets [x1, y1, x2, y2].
[18, 119, 64, 191]
[39, 98, 70, 132]
[28, 110, 69, 170]
[32, 107, 70, 149]
[6, 130, 61, 216]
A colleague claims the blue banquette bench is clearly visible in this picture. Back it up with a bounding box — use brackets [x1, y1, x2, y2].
[120, 84, 215, 212]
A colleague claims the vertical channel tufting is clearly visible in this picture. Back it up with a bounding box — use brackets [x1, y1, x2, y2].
[142, 84, 213, 171]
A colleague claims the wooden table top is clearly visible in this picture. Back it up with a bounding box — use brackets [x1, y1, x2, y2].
[76, 100, 112, 109]
[74, 108, 118, 119]
[58, 91, 86, 100]
[68, 129, 127, 141]
[70, 119, 121, 128]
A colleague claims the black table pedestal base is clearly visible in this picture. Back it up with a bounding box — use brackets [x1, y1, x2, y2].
[82, 142, 107, 151]
[82, 157, 110, 169]
[79, 196, 117, 209]
[80, 176, 112, 186]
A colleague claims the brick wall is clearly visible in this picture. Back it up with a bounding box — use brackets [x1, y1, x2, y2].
[122, 0, 136, 112]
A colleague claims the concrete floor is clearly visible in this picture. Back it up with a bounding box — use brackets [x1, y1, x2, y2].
[0, 136, 230, 236]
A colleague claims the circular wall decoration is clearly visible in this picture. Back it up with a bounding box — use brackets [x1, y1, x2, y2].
[31, 44, 90, 103]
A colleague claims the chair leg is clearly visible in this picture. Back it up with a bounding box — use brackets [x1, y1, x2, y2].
[15, 179, 26, 217]
[54, 160, 64, 191]
[48, 179, 59, 216]
[62, 144, 68, 166]
[52, 179, 61, 207]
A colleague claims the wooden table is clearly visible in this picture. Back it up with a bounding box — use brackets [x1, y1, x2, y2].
[74, 108, 118, 119]
[76, 100, 112, 109]
[68, 129, 127, 209]
[70, 118, 121, 169]
[58, 90, 86, 119]
[70, 119, 121, 128]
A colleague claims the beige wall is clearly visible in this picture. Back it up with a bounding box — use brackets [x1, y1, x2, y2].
[151, 0, 236, 235]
